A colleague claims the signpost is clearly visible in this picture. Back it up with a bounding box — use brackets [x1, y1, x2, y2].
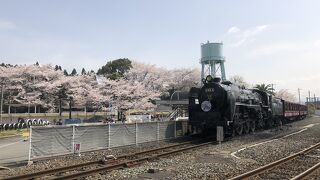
[217, 126, 224, 148]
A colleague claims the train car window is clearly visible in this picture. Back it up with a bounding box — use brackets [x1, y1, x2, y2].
[285, 102, 287, 110]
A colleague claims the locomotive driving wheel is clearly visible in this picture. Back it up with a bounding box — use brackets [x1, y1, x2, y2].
[234, 123, 243, 135]
[244, 120, 250, 134]
[257, 112, 264, 129]
[266, 118, 274, 129]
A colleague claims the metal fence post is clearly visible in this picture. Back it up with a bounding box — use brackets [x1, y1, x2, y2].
[72, 125, 75, 153]
[135, 122, 138, 146]
[108, 123, 111, 149]
[28, 126, 32, 163]
[157, 121, 160, 142]
[174, 121, 177, 138]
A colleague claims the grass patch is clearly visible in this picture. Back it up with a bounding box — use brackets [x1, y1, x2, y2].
[0, 129, 28, 137]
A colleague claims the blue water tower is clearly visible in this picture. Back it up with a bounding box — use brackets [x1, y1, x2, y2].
[200, 41, 226, 82]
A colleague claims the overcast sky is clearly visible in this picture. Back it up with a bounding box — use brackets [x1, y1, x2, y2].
[0, 0, 320, 101]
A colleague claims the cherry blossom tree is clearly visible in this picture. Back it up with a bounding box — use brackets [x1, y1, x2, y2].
[276, 89, 296, 102]
[229, 75, 250, 88]
[0, 61, 201, 112]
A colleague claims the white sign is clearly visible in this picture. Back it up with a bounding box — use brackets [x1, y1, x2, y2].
[216, 126, 224, 142]
[74, 143, 81, 154]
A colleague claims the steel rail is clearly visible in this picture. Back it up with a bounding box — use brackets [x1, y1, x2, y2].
[229, 142, 320, 180]
[2, 140, 198, 180]
[51, 141, 214, 180]
[2, 160, 101, 180]
[291, 161, 320, 180]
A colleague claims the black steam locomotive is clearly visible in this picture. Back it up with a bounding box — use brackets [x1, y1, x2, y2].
[188, 75, 307, 136]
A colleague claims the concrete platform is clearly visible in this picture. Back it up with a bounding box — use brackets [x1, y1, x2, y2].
[0, 136, 28, 166]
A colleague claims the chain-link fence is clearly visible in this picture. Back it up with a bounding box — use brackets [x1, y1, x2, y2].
[29, 120, 188, 160]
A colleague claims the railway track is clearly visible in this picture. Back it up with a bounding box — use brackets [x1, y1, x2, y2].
[229, 142, 320, 180]
[3, 139, 215, 180]
[291, 161, 320, 180]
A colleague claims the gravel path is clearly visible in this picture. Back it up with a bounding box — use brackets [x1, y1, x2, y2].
[1, 116, 320, 179]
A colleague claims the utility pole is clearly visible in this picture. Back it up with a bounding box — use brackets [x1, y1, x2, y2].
[314, 94, 316, 106]
[308, 91, 311, 104]
[298, 88, 301, 104]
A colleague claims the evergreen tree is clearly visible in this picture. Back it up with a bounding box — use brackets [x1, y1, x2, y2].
[81, 68, 86, 75]
[63, 69, 68, 76]
[35, 61, 39, 66]
[54, 65, 59, 71]
[71, 68, 77, 76]
[97, 58, 132, 80]
[58, 66, 62, 71]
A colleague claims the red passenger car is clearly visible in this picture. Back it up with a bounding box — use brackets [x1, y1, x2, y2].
[283, 101, 307, 120]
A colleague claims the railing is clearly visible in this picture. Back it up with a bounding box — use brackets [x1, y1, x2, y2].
[164, 107, 188, 121]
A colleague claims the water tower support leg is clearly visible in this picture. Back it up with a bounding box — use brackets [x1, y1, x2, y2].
[221, 63, 226, 81]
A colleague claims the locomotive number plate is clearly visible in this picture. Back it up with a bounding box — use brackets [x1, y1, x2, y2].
[205, 88, 215, 93]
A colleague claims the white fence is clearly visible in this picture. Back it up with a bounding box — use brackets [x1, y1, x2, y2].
[127, 114, 152, 123]
[29, 120, 188, 160]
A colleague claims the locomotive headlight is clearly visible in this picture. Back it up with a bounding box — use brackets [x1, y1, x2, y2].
[195, 99, 199, 104]
[201, 101, 212, 112]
